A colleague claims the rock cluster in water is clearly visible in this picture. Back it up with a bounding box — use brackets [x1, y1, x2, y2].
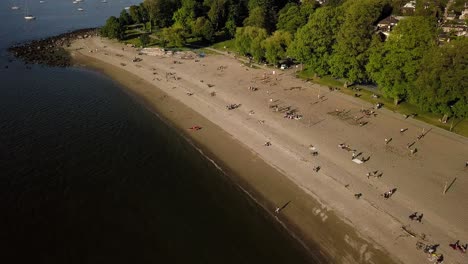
[8, 28, 98, 67]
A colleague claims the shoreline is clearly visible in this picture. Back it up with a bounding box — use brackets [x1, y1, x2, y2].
[10, 33, 468, 264]
[71, 50, 395, 264]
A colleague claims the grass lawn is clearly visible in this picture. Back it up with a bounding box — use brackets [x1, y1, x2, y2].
[211, 39, 236, 53]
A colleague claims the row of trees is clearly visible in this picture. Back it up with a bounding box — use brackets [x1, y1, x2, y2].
[100, 0, 467, 118]
[235, 0, 467, 117]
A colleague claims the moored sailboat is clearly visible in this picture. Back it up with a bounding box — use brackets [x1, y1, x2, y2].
[24, 0, 35, 20]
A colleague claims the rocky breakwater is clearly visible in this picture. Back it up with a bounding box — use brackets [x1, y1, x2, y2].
[8, 28, 98, 67]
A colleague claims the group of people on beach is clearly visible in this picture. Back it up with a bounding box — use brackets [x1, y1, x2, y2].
[382, 188, 396, 199]
[449, 240, 468, 253]
[408, 212, 424, 222]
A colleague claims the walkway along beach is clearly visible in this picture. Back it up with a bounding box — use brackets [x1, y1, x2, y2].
[25, 35, 468, 264]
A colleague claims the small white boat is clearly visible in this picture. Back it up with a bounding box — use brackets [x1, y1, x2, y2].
[101, 0, 107, 2]
[77, 7, 84, 11]
[39, 0, 45, 3]
[11, 6, 20, 10]
[124, 6, 130, 10]
[72, 1, 78, 3]
[24, 0, 35, 20]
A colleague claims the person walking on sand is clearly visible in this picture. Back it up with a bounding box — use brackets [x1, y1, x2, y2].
[416, 213, 424, 223]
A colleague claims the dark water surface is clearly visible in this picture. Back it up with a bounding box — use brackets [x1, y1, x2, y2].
[0, 1, 322, 263]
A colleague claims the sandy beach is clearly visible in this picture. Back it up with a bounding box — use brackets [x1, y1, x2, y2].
[68, 36, 468, 264]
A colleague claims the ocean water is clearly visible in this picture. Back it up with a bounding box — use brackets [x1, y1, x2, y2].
[0, 1, 324, 263]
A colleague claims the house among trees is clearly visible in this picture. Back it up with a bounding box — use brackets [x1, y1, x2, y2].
[402, 0, 416, 14]
[377, 16, 400, 37]
[441, 24, 468, 37]
[446, 11, 458, 21]
[460, 5, 468, 20]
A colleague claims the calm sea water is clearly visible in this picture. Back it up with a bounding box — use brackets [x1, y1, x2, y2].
[0, 1, 324, 263]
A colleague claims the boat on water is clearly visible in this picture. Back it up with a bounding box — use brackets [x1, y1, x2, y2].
[39, 0, 45, 3]
[77, 7, 84, 11]
[11, 6, 20, 10]
[124, 6, 130, 10]
[24, 0, 35, 20]
[101, 0, 107, 3]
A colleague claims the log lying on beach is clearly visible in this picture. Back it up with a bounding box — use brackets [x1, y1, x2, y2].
[8, 28, 99, 67]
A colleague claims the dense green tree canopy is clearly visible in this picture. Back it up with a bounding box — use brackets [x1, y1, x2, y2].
[119, 9, 133, 26]
[263, 30, 292, 65]
[101, 16, 123, 40]
[235, 26, 268, 61]
[287, 6, 342, 76]
[367, 16, 438, 103]
[276, 3, 307, 34]
[413, 38, 468, 117]
[144, 0, 177, 28]
[329, 0, 388, 83]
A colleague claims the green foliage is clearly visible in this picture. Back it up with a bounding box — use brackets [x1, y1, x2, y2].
[329, 0, 388, 83]
[129, 5, 143, 24]
[205, 0, 228, 31]
[160, 26, 186, 47]
[119, 10, 133, 26]
[173, 0, 201, 33]
[144, 0, 176, 29]
[413, 38, 468, 117]
[243, 6, 267, 28]
[192, 17, 215, 41]
[263, 30, 292, 64]
[276, 3, 307, 34]
[235, 26, 268, 61]
[101, 16, 124, 40]
[245, 0, 278, 32]
[287, 6, 342, 76]
[367, 16, 438, 104]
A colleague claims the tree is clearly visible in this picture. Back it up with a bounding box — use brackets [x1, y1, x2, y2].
[173, 0, 201, 34]
[192, 16, 215, 41]
[276, 3, 306, 34]
[129, 5, 142, 24]
[329, 0, 388, 83]
[101, 16, 124, 40]
[224, 0, 249, 37]
[160, 26, 185, 47]
[412, 38, 468, 117]
[366, 16, 438, 104]
[243, 6, 267, 28]
[287, 6, 343, 76]
[244, 0, 278, 32]
[119, 9, 133, 26]
[144, 0, 176, 29]
[263, 30, 292, 65]
[205, 0, 228, 31]
[235, 26, 268, 61]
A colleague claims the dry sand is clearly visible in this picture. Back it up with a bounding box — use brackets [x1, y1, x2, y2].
[68, 37, 468, 264]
